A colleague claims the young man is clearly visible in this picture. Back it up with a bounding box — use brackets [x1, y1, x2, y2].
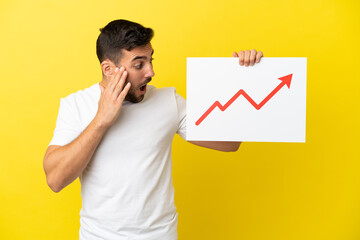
[43, 19, 263, 240]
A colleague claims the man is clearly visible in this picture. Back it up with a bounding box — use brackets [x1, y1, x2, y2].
[43, 19, 263, 240]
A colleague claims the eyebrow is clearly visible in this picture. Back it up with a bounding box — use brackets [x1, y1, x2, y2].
[131, 49, 154, 62]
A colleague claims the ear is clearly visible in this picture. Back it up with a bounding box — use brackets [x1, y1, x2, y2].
[101, 59, 116, 77]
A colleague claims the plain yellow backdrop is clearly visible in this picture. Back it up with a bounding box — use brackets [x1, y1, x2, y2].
[1, 0, 359, 239]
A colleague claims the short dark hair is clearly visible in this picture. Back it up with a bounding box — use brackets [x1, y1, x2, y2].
[96, 19, 154, 64]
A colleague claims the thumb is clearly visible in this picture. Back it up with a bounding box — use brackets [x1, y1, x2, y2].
[232, 51, 239, 57]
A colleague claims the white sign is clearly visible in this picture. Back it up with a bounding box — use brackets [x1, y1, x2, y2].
[186, 57, 307, 142]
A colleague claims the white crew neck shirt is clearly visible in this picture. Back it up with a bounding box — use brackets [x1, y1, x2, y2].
[49, 83, 186, 240]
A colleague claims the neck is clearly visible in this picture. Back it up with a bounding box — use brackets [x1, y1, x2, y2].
[99, 77, 110, 89]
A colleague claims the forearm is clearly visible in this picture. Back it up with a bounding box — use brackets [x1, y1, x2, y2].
[44, 117, 108, 192]
[189, 141, 241, 152]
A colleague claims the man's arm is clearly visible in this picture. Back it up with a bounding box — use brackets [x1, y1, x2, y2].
[43, 67, 130, 192]
[188, 141, 241, 152]
[185, 50, 263, 152]
[44, 120, 109, 193]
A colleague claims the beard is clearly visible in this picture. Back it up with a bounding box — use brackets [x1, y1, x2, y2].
[125, 89, 143, 103]
[124, 77, 152, 103]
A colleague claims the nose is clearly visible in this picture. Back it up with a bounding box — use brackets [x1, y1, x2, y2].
[145, 64, 155, 78]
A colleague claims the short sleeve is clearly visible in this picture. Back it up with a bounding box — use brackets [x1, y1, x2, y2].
[175, 92, 186, 140]
[48, 98, 82, 146]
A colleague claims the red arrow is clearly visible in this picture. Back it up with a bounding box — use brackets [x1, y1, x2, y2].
[195, 74, 293, 126]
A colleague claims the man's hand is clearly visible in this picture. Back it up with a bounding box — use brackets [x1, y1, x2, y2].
[95, 67, 131, 129]
[232, 49, 263, 66]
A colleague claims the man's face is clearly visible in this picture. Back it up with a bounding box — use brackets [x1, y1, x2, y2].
[117, 43, 155, 103]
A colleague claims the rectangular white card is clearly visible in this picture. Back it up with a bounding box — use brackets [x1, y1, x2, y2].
[186, 57, 307, 142]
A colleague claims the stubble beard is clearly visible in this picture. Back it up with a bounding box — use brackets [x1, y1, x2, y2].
[125, 89, 144, 103]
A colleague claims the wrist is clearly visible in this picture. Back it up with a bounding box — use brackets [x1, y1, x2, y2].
[91, 115, 111, 133]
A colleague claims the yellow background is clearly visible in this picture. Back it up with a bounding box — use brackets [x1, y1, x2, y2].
[1, 0, 359, 239]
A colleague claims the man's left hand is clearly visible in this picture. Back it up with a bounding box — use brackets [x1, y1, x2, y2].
[232, 49, 263, 66]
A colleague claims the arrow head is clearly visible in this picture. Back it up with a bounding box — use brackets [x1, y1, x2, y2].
[278, 74, 293, 88]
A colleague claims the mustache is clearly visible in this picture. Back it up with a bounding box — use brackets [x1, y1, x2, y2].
[145, 77, 152, 84]
[139, 77, 152, 87]
[123, 78, 152, 90]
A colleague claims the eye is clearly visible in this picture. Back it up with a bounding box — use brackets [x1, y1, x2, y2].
[150, 58, 154, 63]
[134, 62, 143, 69]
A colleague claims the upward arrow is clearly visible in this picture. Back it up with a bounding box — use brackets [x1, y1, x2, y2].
[195, 74, 293, 126]
[278, 73, 293, 88]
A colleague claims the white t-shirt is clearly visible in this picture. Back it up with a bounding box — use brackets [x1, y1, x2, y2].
[49, 83, 186, 240]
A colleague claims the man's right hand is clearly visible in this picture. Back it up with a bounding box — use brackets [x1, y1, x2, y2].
[95, 67, 131, 129]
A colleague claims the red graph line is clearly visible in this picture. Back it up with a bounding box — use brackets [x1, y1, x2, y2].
[195, 74, 293, 126]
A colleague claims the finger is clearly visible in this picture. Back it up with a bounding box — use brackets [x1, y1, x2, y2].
[255, 51, 263, 63]
[109, 67, 123, 91]
[113, 70, 128, 97]
[118, 82, 131, 102]
[249, 49, 257, 66]
[107, 67, 119, 91]
[99, 85, 104, 94]
[239, 51, 245, 65]
[232, 51, 239, 57]
[244, 50, 251, 66]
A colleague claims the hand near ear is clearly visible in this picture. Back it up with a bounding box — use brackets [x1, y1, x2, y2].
[95, 67, 131, 129]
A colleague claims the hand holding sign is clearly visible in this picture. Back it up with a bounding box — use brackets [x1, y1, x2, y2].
[232, 49, 264, 66]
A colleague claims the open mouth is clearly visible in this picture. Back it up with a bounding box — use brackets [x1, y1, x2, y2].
[140, 84, 147, 92]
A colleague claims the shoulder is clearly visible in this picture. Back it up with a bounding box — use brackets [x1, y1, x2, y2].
[60, 83, 100, 106]
[146, 85, 185, 106]
[146, 85, 183, 99]
[147, 85, 175, 94]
